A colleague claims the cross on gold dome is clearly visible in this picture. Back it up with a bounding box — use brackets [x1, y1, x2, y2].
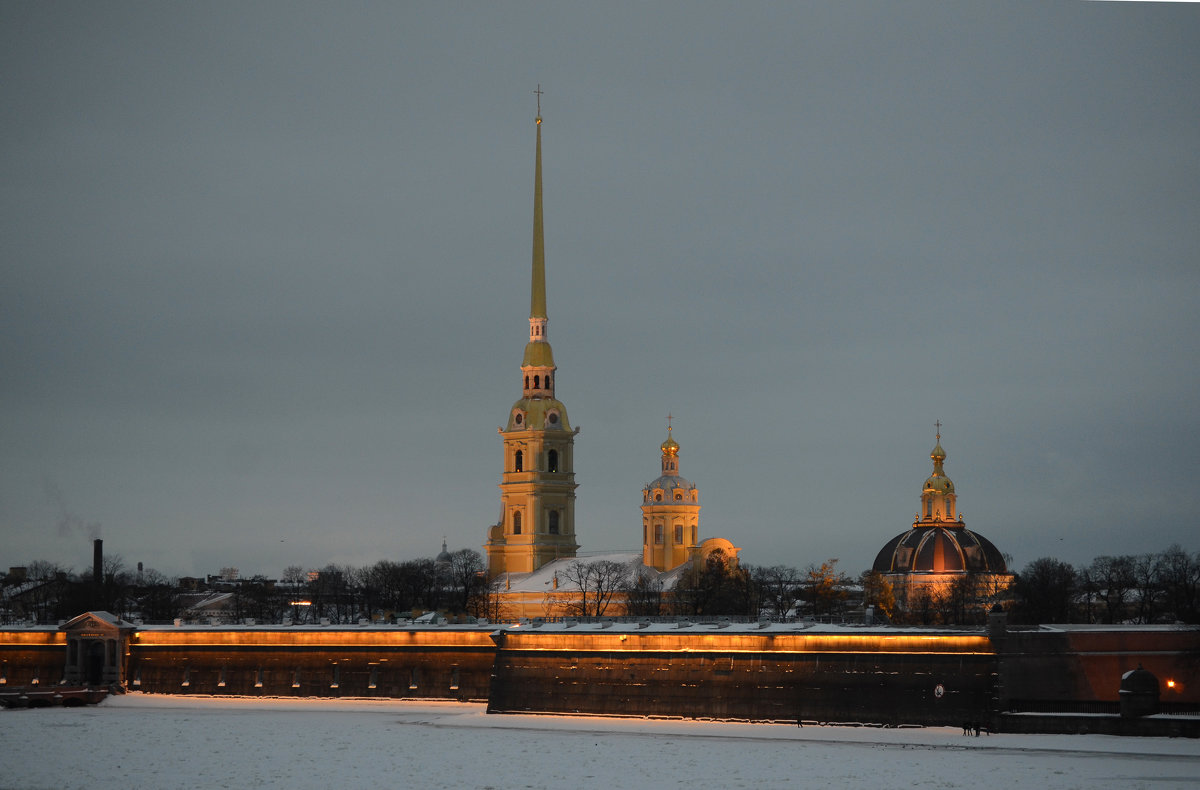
[534, 84, 543, 119]
[935, 420, 942, 441]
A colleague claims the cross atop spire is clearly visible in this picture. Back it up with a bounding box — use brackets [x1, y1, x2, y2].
[935, 420, 942, 442]
[667, 413, 674, 433]
[534, 84, 544, 119]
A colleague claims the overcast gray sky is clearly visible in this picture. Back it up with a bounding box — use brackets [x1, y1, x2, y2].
[2, 2, 1197, 581]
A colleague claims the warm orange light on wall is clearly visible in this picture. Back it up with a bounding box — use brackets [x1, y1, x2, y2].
[131, 627, 496, 650]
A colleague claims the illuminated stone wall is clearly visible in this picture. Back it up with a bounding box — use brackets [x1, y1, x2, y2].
[994, 626, 1199, 708]
[3, 621, 1195, 723]
[126, 626, 497, 700]
[487, 627, 997, 726]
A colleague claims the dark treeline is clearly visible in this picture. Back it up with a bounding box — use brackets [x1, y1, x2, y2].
[0, 551, 491, 625]
[3, 544, 1198, 626]
[1009, 544, 1200, 625]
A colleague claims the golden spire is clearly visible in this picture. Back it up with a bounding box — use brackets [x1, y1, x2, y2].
[661, 414, 680, 457]
[530, 84, 546, 320]
[931, 420, 946, 475]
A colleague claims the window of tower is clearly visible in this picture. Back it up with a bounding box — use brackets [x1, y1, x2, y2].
[691, 526, 697, 544]
[925, 500, 932, 519]
[546, 374, 552, 389]
[514, 412, 524, 426]
[655, 492, 662, 502]
[548, 449, 559, 473]
[655, 524, 663, 544]
[515, 450, 523, 472]
[534, 374, 540, 389]
[674, 492, 683, 501]
[513, 511, 522, 535]
[674, 525, 683, 543]
[547, 412, 559, 425]
[525, 376, 529, 389]
[549, 510, 559, 534]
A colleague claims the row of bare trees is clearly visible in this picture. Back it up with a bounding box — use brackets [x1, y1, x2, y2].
[1, 550, 491, 625]
[7, 543, 1197, 625]
[538, 553, 865, 621]
[1010, 544, 1200, 625]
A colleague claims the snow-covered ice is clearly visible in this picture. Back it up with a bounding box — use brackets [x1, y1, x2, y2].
[1, 694, 1196, 789]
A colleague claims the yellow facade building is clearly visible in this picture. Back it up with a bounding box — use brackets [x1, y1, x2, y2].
[484, 109, 579, 578]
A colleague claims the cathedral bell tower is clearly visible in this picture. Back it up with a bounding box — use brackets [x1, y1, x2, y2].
[486, 98, 579, 577]
[641, 421, 700, 572]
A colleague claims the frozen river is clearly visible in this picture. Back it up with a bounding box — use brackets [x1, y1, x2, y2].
[1, 695, 1197, 789]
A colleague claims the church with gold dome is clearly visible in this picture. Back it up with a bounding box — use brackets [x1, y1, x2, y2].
[481, 104, 738, 618]
[872, 428, 1013, 613]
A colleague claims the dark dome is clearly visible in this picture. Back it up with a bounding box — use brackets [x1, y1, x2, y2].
[872, 526, 1007, 574]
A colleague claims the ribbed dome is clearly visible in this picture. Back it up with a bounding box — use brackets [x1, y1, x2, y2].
[872, 526, 1007, 574]
[644, 473, 697, 495]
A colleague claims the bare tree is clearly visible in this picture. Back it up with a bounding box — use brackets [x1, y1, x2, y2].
[1131, 553, 1163, 624]
[622, 562, 666, 617]
[1011, 557, 1077, 624]
[470, 574, 513, 623]
[445, 549, 486, 615]
[557, 560, 628, 617]
[799, 559, 850, 620]
[1159, 544, 1200, 624]
[1090, 555, 1136, 623]
[752, 565, 802, 619]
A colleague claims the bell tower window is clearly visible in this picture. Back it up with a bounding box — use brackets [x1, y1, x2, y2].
[548, 449, 559, 473]
[549, 510, 560, 534]
[514, 450, 523, 472]
[512, 511, 522, 535]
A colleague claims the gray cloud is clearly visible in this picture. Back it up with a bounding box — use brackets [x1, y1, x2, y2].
[2, 2, 1197, 578]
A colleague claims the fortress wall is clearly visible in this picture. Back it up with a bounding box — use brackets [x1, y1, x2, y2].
[487, 628, 996, 725]
[6, 621, 1196, 723]
[127, 626, 496, 700]
[996, 627, 1200, 706]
